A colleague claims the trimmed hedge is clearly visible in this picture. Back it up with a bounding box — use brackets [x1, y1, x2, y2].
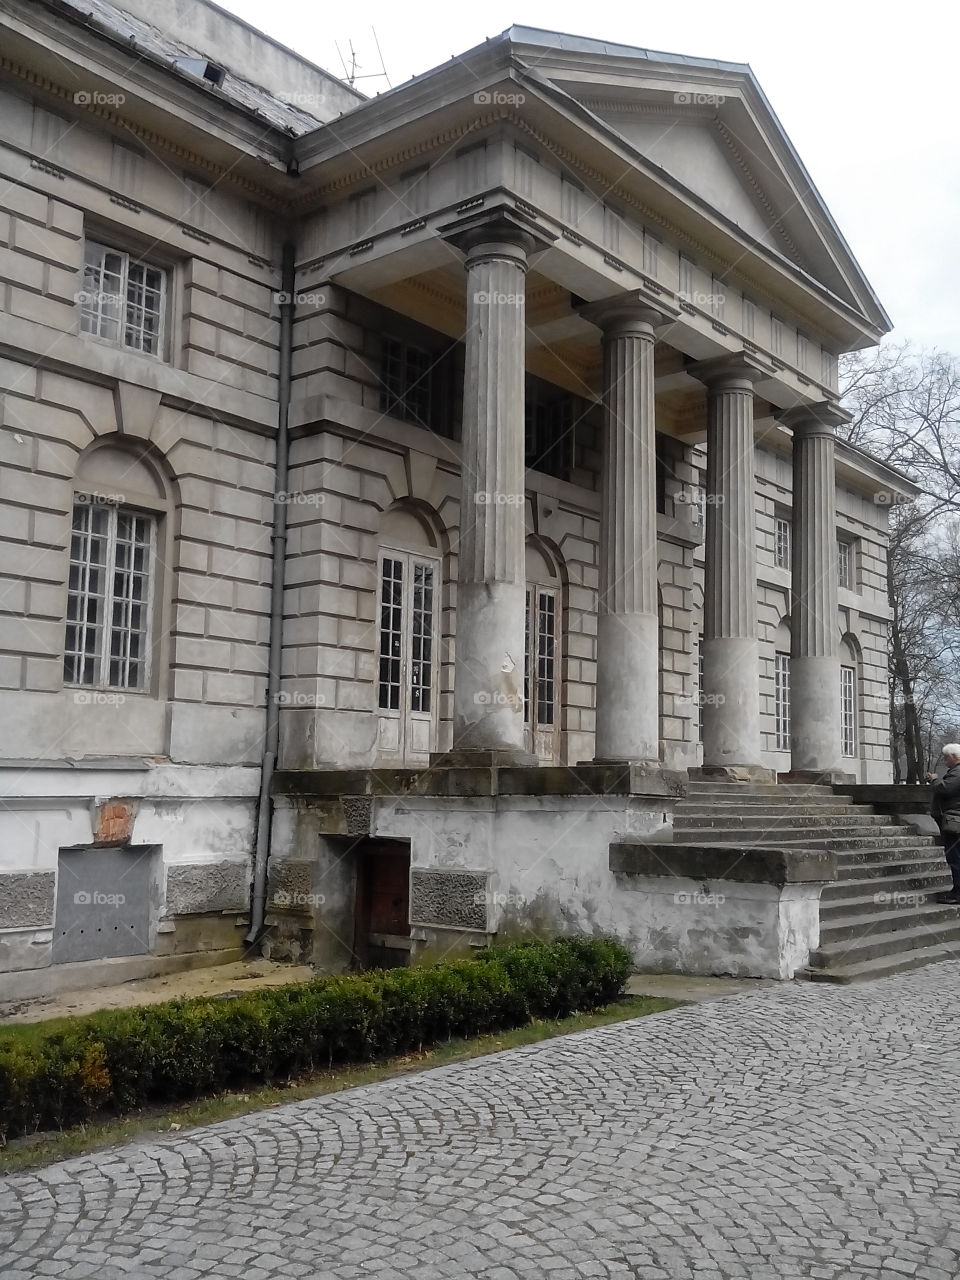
[0, 937, 630, 1140]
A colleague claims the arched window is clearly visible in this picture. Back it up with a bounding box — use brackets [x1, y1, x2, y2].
[65, 441, 171, 694]
[524, 540, 562, 763]
[375, 504, 443, 766]
[773, 618, 792, 754]
[839, 635, 862, 761]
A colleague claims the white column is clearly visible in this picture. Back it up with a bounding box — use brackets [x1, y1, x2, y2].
[691, 355, 771, 781]
[582, 303, 666, 763]
[441, 212, 546, 764]
[782, 404, 849, 778]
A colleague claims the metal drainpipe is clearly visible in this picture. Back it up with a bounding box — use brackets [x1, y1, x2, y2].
[247, 241, 296, 945]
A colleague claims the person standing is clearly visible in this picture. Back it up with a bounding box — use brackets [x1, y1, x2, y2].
[928, 744, 960, 905]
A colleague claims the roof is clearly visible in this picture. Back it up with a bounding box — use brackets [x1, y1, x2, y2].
[52, 0, 356, 133]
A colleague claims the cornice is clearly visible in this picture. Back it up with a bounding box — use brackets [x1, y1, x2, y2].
[0, 54, 286, 208]
[715, 121, 801, 265]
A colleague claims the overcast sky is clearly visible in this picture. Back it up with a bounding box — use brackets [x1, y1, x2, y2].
[217, 0, 960, 356]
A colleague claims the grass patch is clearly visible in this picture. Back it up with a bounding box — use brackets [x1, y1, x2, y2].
[0, 993, 677, 1175]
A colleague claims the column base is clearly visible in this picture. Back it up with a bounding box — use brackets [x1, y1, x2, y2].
[778, 769, 858, 786]
[429, 748, 539, 769]
[689, 764, 777, 784]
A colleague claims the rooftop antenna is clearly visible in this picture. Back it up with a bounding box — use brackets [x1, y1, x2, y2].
[335, 32, 392, 89]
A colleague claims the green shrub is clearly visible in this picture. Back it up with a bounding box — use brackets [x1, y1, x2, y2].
[0, 936, 631, 1141]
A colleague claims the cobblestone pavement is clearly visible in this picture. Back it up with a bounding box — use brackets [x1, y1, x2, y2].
[3, 964, 960, 1280]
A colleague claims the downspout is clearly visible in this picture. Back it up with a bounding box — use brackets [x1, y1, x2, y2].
[247, 241, 296, 944]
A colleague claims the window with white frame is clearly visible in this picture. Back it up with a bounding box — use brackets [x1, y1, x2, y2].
[64, 501, 155, 690]
[524, 587, 558, 728]
[642, 230, 660, 277]
[774, 652, 791, 751]
[742, 296, 756, 339]
[840, 664, 857, 757]
[80, 240, 166, 356]
[376, 553, 436, 715]
[775, 516, 791, 570]
[678, 255, 696, 301]
[837, 538, 854, 589]
[697, 636, 705, 742]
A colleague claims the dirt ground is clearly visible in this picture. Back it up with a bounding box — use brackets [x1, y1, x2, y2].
[0, 959, 316, 1025]
[0, 961, 769, 1026]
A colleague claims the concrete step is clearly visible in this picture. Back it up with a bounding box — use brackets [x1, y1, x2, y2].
[680, 814, 890, 834]
[672, 826, 923, 846]
[819, 901, 960, 940]
[838, 856, 949, 882]
[809, 915, 960, 968]
[823, 869, 953, 902]
[800, 943, 960, 984]
[684, 784, 835, 797]
[677, 803, 859, 819]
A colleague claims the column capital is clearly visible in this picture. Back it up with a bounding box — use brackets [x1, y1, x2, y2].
[688, 351, 773, 390]
[438, 201, 556, 260]
[778, 400, 852, 436]
[578, 289, 678, 335]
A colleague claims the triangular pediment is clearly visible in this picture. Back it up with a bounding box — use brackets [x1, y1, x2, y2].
[497, 28, 889, 333]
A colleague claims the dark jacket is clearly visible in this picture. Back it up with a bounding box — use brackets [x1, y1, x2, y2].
[931, 764, 960, 829]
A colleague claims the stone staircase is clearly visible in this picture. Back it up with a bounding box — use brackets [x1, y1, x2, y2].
[675, 781, 960, 983]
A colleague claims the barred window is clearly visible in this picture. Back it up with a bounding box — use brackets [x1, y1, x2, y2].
[774, 652, 791, 752]
[380, 337, 435, 429]
[80, 240, 166, 356]
[64, 502, 155, 690]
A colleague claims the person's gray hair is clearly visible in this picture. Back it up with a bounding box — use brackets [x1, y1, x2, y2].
[942, 744, 960, 757]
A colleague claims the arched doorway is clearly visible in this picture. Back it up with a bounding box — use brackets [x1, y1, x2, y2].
[375, 504, 443, 767]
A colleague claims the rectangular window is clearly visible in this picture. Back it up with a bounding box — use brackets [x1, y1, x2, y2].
[380, 337, 434, 429]
[775, 517, 791, 570]
[841, 665, 857, 757]
[524, 588, 558, 727]
[525, 395, 577, 480]
[560, 174, 582, 225]
[838, 539, 852, 589]
[775, 652, 791, 752]
[697, 637, 705, 742]
[65, 502, 154, 690]
[81, 241, 166, 356]
[377, 556, 404, 711]
[771, 315, 784, 355]
[399, 165, 429, 217]
[643, 231, 660, 277]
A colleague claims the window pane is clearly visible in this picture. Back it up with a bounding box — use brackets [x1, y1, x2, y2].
[377, 557, 403, 711]
[409, 562, 434, 713]
[63, 502, 110, 687]
[775, 652, 791, 752]
[536, 590, 557, 725]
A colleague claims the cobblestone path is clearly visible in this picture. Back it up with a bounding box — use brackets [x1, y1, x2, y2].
[2, 964, 959, 1279]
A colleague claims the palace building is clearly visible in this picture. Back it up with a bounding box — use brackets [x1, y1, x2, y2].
[1, 0, 923, 995]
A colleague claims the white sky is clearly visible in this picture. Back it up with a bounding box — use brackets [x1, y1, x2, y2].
[218, 0, 960, 356]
